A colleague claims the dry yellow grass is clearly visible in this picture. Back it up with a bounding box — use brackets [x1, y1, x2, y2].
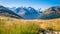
[0, 16, 60, 31]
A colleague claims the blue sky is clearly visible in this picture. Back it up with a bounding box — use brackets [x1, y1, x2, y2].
[0, 0, 60, 10]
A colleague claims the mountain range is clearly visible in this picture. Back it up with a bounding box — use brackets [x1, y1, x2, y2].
[0, 5, 60, 19]
[9, 7, 42, 19]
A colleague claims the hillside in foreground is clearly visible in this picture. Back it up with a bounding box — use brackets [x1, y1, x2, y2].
[0, 16, 60, 34]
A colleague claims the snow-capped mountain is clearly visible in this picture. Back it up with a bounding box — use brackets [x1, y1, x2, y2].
[15, 7, 42, 19]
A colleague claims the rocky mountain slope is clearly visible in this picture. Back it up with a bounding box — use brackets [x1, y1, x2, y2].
[39, 6, 60, 19]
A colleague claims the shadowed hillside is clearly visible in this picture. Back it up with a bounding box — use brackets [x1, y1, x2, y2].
[0, 5, 23, 19]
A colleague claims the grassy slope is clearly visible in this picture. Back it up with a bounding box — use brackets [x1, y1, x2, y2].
[0, 16, 40, 34]
[0, 16, 60, 34]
